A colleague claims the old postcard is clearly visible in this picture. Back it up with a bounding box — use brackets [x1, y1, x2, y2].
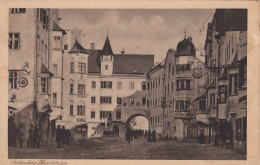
[0, 0, 259, 165]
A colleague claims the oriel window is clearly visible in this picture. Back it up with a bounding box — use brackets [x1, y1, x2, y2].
[78, 84, 85, 95]
[41, 78, 48, 94]
[78, 62, 86, 74]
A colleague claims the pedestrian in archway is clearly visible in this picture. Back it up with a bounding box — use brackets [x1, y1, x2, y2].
[61, 126, 66, 148]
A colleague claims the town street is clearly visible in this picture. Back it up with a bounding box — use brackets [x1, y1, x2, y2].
[9, 137, 246, 160]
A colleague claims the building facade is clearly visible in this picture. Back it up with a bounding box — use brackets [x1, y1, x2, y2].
[8, 8, 61, 144]
[203, 9, 247, 153]
[58, 35, 154, 140]
[146, 61, 165, 139]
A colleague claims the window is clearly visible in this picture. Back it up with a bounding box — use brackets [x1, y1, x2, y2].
[117, 81, 122, 89]
[210, 94, 215, 106]
[147, 99, 150, 108]
[91, 111, 95, 118]
[41, 78, 48, 94]
[105, 65, 108, 70]
[9, 33, 20, 49]
[176, 80, 191, 90]
[239, 61, 247, 88]
[52, 64, 57, 74]
[64, 44, 68, 50]
[147, 82, 150, 91]
[52, 93, 57, 107]
[129, 82, 134, 89]
[77, 105, 85, 116]
[45, 45, 48, 63]
[100, 111, 112, 119]
[168, 63, 171, 77]
[172, 66, 175, 75]
[117, 97, 121, 105]
[116, 111, 121, 120]
[91, 97, 96, 104]
[78, 63, 86, 74]
[100, 96, 112, 104]
[219, 85, 227, 103]
[142, 82, 146, 91]
[176, 64, 191, 72]
[129, 97, 134, 106]
[171, 81, 174, 92]
[53, 36, 61, 49]
[70, 84, 74, 94]
[156, 79, 158, 88]
[176, 100, 190, 111]
[142, 97, 146, 105]
[9, 71, 19, 89]
[91, 81, 96, 88]
[91, 81, 96, 89]
[9, 8, 26, 14]
[236, 118, 242, 141]
[70, 104, 73, 116]
[101, 81, 112, 89]
[70, 62, 74, 73]
[158, 77, 161, 86]
[229, 74, 238, 96]
[78, 84, 85, 95]
[199, 100, 206, 110]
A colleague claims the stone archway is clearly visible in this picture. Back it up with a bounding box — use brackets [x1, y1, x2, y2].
[125, 113, 149, 131]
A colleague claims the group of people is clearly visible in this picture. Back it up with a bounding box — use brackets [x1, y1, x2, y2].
[56, 125, 71, 148]
[146, 130, 157, 142]
[125, 129, 157, 144]
[27, 124, 41, 148]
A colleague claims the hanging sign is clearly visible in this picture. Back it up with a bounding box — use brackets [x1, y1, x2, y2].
[19, 77, 28, 87]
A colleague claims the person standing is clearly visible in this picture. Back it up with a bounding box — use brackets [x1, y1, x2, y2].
[66, 129, 71, 145]
[18, 123, 24, 148]
[61, 126, 66, 148]
[27, 124, 34, 148]
[56, 125, 61, 148]
[147, 129, 151, 142]
[34, 125, 40, 148]
[152, 130, 156, 142]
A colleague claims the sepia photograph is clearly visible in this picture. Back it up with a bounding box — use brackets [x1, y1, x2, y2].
[7, 7, 248, 160]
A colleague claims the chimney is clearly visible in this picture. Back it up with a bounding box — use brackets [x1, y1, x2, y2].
[91, 43, 95, 50]
[121, 49, 125, 54]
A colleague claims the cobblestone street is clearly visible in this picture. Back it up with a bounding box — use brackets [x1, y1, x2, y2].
[9, 137, 246, 160]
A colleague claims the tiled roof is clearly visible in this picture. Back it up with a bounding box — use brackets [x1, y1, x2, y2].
[69, 40, 89, 54]
[146, 60, 165, 75]
[113, 54, 154, 75]
[101, 36, 113, 55]
[87, 49, 102, 73]
[87, 50, 154, 75]
[52, 21, 66, 34]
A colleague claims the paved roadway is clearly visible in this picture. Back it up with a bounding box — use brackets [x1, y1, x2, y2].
[9, 136, 246, 160]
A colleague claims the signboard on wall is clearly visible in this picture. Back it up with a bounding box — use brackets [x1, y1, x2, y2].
[76, 118, 86, 122]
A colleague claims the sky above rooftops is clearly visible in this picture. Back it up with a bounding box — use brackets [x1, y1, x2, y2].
[59, 9, 214, 63]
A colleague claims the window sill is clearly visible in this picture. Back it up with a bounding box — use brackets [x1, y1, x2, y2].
[40, 93, 51, 96]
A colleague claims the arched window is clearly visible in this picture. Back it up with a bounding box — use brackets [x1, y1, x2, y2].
[77, 100, 85, 116]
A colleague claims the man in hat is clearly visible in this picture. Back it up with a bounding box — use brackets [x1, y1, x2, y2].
[56, 125, 61, 148]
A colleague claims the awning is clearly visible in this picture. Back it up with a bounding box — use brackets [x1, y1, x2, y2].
[195, 91, 206, 101]
[39, 104, 52, 113]
[8, 102, 18, 110]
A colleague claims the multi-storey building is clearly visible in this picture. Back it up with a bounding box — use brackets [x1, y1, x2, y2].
[162, 37, 206, 141]
[8, 8, 60, 143]
[203, 9, 247, 153]
[58, 34, 154, 140]
[146, 61, 165, 139]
